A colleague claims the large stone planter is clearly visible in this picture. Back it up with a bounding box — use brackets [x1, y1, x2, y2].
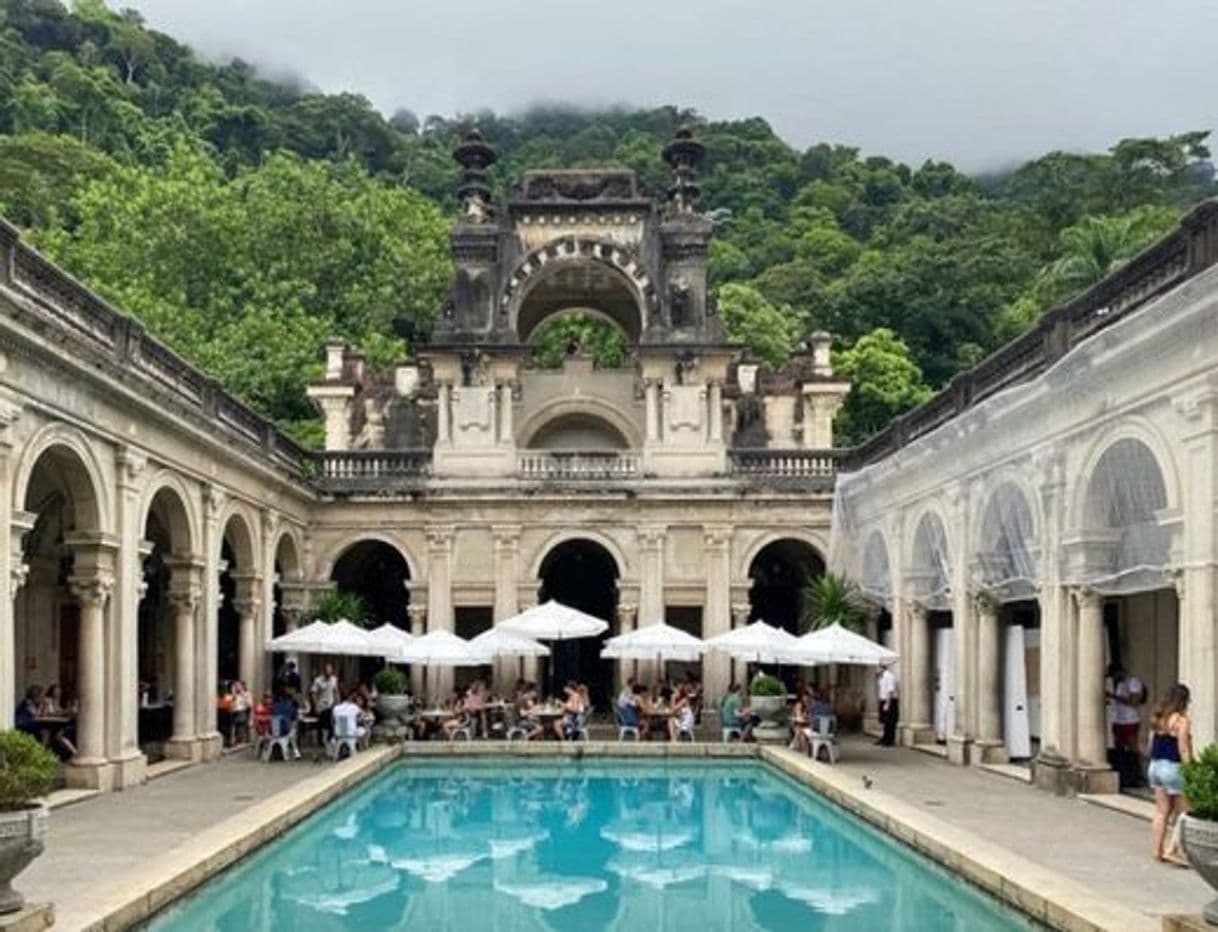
[1182, 815, 1218, 924]
[749, 695, 788, 744]
[373, 693, 413, 743]
[0, 806, 48, 915]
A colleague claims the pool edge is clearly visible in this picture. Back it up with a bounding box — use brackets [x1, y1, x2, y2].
[79, 743, 1158, 932]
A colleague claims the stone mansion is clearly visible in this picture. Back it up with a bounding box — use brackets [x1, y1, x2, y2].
[2, 127, 1217, 797]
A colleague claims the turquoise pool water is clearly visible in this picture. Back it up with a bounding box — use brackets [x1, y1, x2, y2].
[144, 760, 1036, 931]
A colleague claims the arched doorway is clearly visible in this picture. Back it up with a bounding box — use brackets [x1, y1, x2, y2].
[330, 540, 411, 682]
[15, 442, 105, 764]
[747, 538, 826, 635]
[537, 539, 619, 709]
[217, 513, 256, 692]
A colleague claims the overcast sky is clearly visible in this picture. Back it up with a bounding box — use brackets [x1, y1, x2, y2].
[127, 0, 1217, 171]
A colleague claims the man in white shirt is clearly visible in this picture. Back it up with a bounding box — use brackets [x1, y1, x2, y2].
[876, 663, 899, 747]
[1108, 663, 1144, 753]
[311, 663, 339, 738]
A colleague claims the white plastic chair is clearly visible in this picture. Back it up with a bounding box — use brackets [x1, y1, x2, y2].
[674, 710, 695, 742]
[448, 716, 473, 741]
[721, 726, 743, 741]
[808, 714, 838, 764]
[573, 710, 590, 742]
[615, 706, 640, 741]
[262, 716, 300, 763]
[328, 708, 362, 760]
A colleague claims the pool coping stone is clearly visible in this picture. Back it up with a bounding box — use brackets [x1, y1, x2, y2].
[70, 741, 1161, 931]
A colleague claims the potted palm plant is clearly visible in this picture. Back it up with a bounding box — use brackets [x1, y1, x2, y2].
[0, 730, 58, 914]
[801, 572, 869, 727]
[1182, 744, 1218, 923]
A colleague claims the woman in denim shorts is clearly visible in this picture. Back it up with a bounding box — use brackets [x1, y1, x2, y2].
[1148, 684, 1192, 865]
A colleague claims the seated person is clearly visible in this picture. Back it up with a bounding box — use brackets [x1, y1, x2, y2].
[441, 692, 472, 740]
[616, 682, 641, 729]
[553, 682, 586, 741]
[331, 693, 367, 755]
[808, 687, 834, 727]
[465, 678, 488, 737]
[790, 693, 811, 754]
[668, 687, 696, 741]
[719, 682, 755, 741]
[253, 691, 273, 738]
[515, 691, 544, 740]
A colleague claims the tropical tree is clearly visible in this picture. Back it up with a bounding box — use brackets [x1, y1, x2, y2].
[801, 572, 867, 634]
[833, 328, 932, 446]
[309, 589, 369, 626]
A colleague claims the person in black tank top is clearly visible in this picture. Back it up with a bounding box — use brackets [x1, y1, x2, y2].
[1147, 684, 1192, 865]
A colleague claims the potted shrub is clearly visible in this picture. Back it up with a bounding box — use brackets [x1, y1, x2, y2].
[372, 667, 412, 742]
[0, 730, 57, 914]
[1182, 744, 1218, 923]
[749, 673, 788, 743]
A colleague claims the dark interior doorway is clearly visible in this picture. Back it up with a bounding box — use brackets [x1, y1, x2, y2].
[537, 539, 619, 710]
[747, 539, 826, 635]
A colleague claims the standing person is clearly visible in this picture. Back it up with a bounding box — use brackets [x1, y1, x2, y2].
[311, 663, 340, 740]
[1148, 684, 1192, 865]
[1109, 663, 1146, 753]
[876, 662, 899, 747]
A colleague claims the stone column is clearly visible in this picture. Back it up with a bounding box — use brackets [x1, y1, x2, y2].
[407, 603, 428, 697]
[1073, 586, 1108, 770]
[166, 560, 204, 760]
[703, 526, 732, 700]
[644, 379, 660, 443]
[67, 571, 114, 788]
[903, 601, 932, 745]
[0, 397, 22, 731]
[197, 486, 223, 757]
[708, 380, 723, 443]
[973, 592, 1005, 763]
[498, 382, 515, 447]
[426, 526, 454, 695]
[437, 382, 452, 445]
[492, 525, 521, 692]
[638, 525, 666, 683]
[616, 602, 638, 688]
[233, 573, 263, 693]
[730, 602, 751, 687]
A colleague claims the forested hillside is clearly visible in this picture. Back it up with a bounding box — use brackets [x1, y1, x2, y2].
[1, 0, 1214, 446]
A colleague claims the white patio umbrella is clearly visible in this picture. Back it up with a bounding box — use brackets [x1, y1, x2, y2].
[600, 622, 705, 664]
[265, 619, 331, 653]
[314, 619, 380, 657]
[366, 622, 416, 660]
[705, 621, 800, 664]
[394, 629, 487, 667]
[469, 626, 551, 660]
[778, 622, 899, 667]
[498, 600, 609, 640]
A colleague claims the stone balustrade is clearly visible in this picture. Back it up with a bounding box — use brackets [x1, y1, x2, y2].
[517, 450, 642, 481]
[728, 448, 842, 485]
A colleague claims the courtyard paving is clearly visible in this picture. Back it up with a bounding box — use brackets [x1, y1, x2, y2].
[14, 737, 1212, 928]
[826, 737, 1209, 920]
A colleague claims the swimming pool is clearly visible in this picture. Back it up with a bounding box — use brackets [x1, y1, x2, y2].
[143, 759, 1038, 930]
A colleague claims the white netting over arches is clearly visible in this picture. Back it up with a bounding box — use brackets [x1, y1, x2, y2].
[1070, 437, 1172, 595]
[859, 532, 892, 609]
[909, 511, 951, 611]
[973, 482, 1038, 602]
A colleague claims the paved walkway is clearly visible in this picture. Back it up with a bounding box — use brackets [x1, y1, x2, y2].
[828, 737, 1208, 920]
[21, 751, 328, 928]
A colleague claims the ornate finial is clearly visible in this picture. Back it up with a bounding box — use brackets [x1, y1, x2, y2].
[662, 125, 706, 214]
[453, 127, 497, 223]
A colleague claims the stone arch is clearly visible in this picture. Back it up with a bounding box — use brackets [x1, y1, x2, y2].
[1069, 418, 1181, 533]
[737, 529, 828, 583]
[14, 423, 110, 534]
[518, 396, 642, 450]
[974, 478, 1040, 599]
[317, 532, 418, 585]
[139, 471, 199, 557]
[744, 535, 826, 634]
[529, 528, 630, 581]
[860, 529, 893, 607]
[273, 526, 305, 580]
[503, 237, 657, 342]
[907, 506, 952, 609]
[218, 504, 259, 571]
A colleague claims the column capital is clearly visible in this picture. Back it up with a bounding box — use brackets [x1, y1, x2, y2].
[407, 603, 428, 629]
[202, 483, 225, 518]
[281, 602, 305, 624]
[703, 525, 731, 550]
[0, 390, 21, 450]
[10, 560, 29, 598]
[492, 524, 522, 549]
[730, 602, 751, 626]
[639, 525, 666, 549]
[426, 525, 455, 552]
[904, 599, 928, 623]
[168, 586, 202, 613]
[116, 445, 148, 487]
[69, 573, 114, 607]
[1169, 567, 1186, 600]
[971, 589, 1000, 617]
[1070, 585, 1103, 610]
[232, 597, 261, 618]
[617, 602, 638, 624]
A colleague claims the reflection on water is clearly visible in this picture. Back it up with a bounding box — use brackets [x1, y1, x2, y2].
[145, 762, 1035, 931]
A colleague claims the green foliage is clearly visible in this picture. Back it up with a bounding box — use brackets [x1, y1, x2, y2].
[749, 674, 784, 698]
[801, 572, 867, 634]
[833, 329, 932, 446]
[530, 313, 627, 369]
[1183, 744, 1218, 821]
[0, 729, 59, 811]
[309, 589, 369, 626]
[372, 666, 408, 696]
[717, 282, 804, 369]
[0, 0, 1214, 444]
